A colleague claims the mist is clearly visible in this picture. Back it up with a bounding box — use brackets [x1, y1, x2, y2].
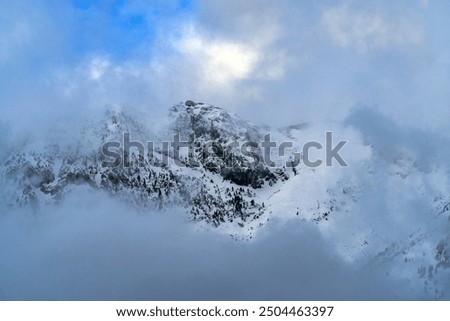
[0, 187, 412, 301]
[1, 0, 450, 301]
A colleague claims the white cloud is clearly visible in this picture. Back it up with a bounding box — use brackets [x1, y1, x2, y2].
[88, 57, 111, 80]
[420, 0, 429, 8]
[0, 21, 32, 64]
[0, 187, 413, 300]
[2, 0, 448, 133]
[0, 1, 66, 67]
[322, 5, 425, 53]
[177, 30, 260, 87]
[171, 20, 291, 94]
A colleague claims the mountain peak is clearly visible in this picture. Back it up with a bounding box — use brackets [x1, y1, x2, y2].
[170, 101, 261, 142]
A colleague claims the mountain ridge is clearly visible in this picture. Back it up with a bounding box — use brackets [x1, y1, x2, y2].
[2, 101, 450, 298]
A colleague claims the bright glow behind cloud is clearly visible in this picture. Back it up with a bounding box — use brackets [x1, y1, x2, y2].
[177, 30, 260, 88]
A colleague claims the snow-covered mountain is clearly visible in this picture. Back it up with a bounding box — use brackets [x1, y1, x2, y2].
[2, 100, 450, 298]
[1, 101, 353, 235]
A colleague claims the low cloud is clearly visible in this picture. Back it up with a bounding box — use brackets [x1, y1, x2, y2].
[0, 187, 407, 300]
